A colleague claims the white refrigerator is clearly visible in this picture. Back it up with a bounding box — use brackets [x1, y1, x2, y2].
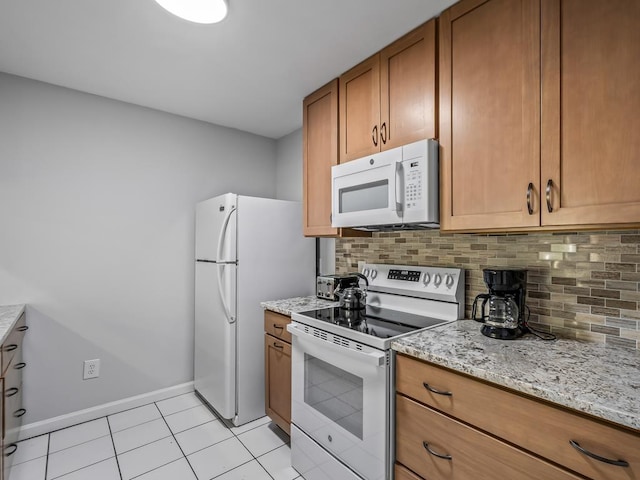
[194, 193, 315, 426]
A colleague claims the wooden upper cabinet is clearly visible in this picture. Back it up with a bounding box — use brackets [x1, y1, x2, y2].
[340, 19, 437, 162]
[381, 19, 437, 150]
[440, 0, 541, 231]
[302, 80, 371, 238]
[540, 0, 640, 226]
[303, 80, 340, 237]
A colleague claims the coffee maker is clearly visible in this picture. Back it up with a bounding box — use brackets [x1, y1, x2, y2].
[472, 267, 528, 339]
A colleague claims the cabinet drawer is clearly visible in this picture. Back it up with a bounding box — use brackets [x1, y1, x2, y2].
[395, 463, 423, 480]
[396, 353, 640, 480]
[264, 310, 291, 343]
[1, 313, 27, 375]
[396, 394, 582, 480]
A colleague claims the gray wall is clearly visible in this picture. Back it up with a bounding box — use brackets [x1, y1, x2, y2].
[0, 73, 278, 423]
[274, 128, 335, 274]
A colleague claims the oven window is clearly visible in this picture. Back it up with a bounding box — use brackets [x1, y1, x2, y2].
[304, 354, 363, 439]
[339, 180, 388, 213]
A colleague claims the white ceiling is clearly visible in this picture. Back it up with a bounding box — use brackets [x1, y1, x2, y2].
[0, 0, 457, 139]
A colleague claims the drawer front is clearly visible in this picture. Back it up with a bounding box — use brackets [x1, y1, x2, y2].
[396, 353, 640, 480]
[264, 310, 292, 343]
[1, 313, 27, 375]
[395, 463, 423, 480]
[396, 394, 582, 480]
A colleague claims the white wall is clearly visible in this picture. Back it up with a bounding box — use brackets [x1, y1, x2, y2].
[0, 73, 278, 423]
[274, 128, 335, 274]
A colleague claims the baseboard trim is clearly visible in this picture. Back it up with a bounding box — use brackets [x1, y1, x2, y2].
[19, 381, 194, 441]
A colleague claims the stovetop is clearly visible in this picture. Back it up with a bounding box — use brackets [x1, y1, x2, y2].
[292, 263, 465, 350]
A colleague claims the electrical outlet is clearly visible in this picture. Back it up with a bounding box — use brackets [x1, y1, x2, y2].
[83, 359, 100, 380]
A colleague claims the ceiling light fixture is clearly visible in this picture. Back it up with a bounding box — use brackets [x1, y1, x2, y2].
[154, 0, 228, 24]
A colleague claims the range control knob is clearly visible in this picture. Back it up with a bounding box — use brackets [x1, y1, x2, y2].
[434, 273, 442, 287]
[371, 269, 377, 279]
[445, 274, 455, 288]
[363, 268, 370, 277]
[422, 272, 431, 285]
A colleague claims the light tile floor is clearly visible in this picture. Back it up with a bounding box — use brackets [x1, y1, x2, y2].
[9, 392, 303, 480]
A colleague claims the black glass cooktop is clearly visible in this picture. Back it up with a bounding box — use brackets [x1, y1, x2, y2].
[297, 305, 447, 340]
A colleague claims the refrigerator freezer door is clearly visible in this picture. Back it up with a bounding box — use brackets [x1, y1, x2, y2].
[194, 261, 237, 419]
[195, 193, 238, 262]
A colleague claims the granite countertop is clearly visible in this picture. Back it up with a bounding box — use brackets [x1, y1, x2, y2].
[392, 319, 640, 431]
[0, 304, 26, 344]
[261, 295, 338, 316]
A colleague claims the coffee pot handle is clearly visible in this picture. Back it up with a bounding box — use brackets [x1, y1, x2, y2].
[472, 294, 491, 322]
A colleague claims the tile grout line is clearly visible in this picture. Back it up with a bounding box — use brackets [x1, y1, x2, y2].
[106, 415, 124, 480]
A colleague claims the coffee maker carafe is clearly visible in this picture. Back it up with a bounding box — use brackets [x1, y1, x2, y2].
[472, 267, 528, 339]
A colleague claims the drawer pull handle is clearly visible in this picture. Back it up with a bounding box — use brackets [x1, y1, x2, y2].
[423, 382, 452, 397]
[4, 444, 17, 457]
[569, 440, 629, 467]
[273, 324, 284, 330]
[273, 342, 284, 350]
[14, 362, 26, 370]
[13, 408, 27, 418]
[17, 325, 29, 332]
[5, 387, 19, 398]
[423, 441, 452, 461]
[3, 344, 18, 352]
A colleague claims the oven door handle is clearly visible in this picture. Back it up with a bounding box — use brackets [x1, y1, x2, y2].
[287, 323, 386, 367]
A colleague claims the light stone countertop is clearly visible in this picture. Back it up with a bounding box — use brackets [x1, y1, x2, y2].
[261, 295, 339, 316]
[392, 319, 640, 431]
[0, 304, 26, 344]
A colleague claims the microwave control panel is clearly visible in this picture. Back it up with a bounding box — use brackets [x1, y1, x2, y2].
[404, 159, 424, 210]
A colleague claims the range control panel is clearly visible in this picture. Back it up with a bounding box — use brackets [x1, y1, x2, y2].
[362, 263, 465, 306]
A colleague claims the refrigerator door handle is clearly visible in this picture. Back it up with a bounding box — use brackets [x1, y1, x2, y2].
[217, 263, 235, 324]
[217, 205, 237, 263]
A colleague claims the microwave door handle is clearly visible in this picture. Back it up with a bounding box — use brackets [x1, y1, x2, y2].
[395, 161, 404, 212]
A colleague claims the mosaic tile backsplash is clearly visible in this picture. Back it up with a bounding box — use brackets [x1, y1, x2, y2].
[335, 230, 640, 349]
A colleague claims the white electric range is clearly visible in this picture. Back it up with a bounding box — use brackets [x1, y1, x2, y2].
[287, 263, 465, 480]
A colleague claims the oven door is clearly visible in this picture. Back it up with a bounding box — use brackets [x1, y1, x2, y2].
[331, 147, 403, 228]
[287, 322, 389, 480]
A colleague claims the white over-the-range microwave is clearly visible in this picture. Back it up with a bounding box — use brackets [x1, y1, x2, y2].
[331, 138, 439, 231]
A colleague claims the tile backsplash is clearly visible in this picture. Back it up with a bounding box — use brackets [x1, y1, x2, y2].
[335, 230, 640, 349]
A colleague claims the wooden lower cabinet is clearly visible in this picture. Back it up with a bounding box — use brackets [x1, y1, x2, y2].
[2, 313, 27, 480]
[264, 311, 292, 435]
[395, 353, 640, 480]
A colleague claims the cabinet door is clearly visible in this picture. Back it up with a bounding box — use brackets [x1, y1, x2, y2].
[339, 55, 381, 162]
[541, 0, 640, 226]
[380, 19, 437, 151]
[440, 0, 541, 231]
[303, 80, 340, 237]
[264, 334, 291, 435]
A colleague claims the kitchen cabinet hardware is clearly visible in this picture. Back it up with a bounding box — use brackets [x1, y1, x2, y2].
[13, 409, 26, 418]
[380, 122, 387, 144]
[4, 388, 18, 398]
[371, 125, 378, 147]
[3, 345, 17, 353]
[13, 363, 26, 370]
[3, 444, 17, 457]
[273, 342, 284, 350]
[273, 324, 284, 330]
[422, 441, 452, 460]
[545, 179, 553, 213]
[527, 182, 534, 215]
[569, 440, 629, 467]
[422, 382, 452, 396]
[16, 326, 28, 332]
